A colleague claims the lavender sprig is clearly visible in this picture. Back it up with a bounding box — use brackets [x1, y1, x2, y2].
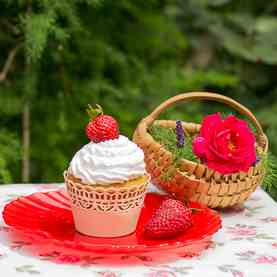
[253, 156, 261, 166]
[176, 120, 185, 148]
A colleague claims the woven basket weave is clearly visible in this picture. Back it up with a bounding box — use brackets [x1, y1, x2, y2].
[133, 92, 268, 208]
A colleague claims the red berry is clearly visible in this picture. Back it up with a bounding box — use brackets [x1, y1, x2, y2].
[86, 115, 119, 142]
[144, 199, 192, 239]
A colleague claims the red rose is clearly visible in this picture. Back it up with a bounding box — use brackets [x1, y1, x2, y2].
[193, 113, 256, 174]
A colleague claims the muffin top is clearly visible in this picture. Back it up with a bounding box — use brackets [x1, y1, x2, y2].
[69, 135, 146, 185]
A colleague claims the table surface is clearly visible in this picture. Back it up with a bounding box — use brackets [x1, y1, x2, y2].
[0, 183, 277, 277]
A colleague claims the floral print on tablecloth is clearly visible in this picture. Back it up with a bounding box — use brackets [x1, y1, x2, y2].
[97, 271, 122, 277]
[218, 264, 244, 277]
[260, 216, 277, 223]
[0, 184, 277, 276]
[145, 269, 177, 277]
[225, 224, 276, 241]
[236, 250, 277, 265]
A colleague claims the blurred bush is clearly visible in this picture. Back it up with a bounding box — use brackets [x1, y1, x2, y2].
[0, 0, 276, 193]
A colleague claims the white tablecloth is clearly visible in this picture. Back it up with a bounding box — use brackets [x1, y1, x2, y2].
[0, 183, 277, 277]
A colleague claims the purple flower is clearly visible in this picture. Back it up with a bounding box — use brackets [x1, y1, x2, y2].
[176, 120, 185, 148]
[253, 156, 261, 166]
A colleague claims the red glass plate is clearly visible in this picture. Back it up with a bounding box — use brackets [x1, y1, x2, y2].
[2, 190, 221, 265]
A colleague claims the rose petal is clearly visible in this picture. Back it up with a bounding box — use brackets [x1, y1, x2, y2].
[200, 112, 222, 140]
[192, 136, 206, 159]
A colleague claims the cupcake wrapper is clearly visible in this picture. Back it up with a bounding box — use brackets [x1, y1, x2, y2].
[64, 171, 149, 237]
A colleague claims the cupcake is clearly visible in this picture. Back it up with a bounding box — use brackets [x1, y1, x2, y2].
[64, 105, 149, 237]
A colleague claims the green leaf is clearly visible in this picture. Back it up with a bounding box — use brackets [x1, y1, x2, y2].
[205, 0, 231, 7]
[255, 17, 277, 35]
[210, 23, 277, 64]
[0, 130, 20, 184]
[23, 12, 56, 62]
[0, 88, 22, 116]
[225, 13, 256, 34]
[183, 69, 239, 88]
[262, 153, 277, 201]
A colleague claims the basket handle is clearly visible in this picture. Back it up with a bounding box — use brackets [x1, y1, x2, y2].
[145, 92, 265, 138]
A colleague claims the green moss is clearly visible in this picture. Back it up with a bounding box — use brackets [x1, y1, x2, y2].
[149, 124, 198, 180]
[149, 124, 198, 163]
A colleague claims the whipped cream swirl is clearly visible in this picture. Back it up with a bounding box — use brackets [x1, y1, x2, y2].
[69, 135, 146, 185]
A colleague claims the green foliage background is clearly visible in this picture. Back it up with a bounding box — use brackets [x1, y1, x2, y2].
[0, 0, 276, 198]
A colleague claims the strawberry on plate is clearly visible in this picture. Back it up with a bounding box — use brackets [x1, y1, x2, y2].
[86, 104, 119, 143]
[144, 198, 193, 239]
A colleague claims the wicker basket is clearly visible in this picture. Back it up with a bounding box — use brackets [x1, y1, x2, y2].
[133, 92, 268, 208]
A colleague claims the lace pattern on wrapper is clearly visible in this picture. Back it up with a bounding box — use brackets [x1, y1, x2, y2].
[64, 172, 148, 212]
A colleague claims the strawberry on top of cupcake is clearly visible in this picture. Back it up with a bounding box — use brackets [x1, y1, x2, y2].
[68, 105, 146, 186]
[86, 104, 119, 143]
